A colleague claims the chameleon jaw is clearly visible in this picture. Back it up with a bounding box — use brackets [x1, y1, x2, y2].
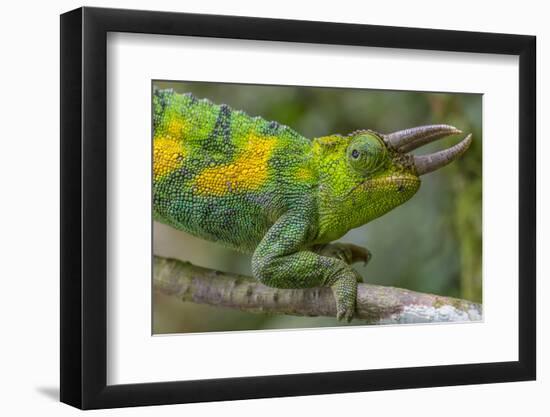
[382, 124, 473, 176]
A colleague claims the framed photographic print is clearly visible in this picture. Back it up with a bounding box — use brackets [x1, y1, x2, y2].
[60, 6, 536, 409]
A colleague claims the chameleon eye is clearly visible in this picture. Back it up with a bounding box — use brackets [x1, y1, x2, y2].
[347, 133, 387, 174]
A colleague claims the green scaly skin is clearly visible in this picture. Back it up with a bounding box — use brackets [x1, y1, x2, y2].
[153, 89, 424, 321]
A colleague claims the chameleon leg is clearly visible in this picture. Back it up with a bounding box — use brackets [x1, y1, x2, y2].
[252, 211, 359, 321]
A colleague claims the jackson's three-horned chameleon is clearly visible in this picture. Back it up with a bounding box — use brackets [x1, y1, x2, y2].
[153, 89, 472, 321]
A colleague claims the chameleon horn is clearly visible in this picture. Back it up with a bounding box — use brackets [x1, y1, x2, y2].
[414, 134, 473, 176]
[384, 124, 463, 152]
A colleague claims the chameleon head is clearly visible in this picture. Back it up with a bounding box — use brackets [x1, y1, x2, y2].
[315, 125, 472, 237]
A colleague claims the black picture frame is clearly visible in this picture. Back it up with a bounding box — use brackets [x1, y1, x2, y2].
[60, 6, 536, 410]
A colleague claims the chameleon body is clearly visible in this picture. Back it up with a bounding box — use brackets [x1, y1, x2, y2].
[153, 89, 472, 320]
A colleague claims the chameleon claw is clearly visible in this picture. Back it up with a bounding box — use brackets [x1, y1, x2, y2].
[342, 243, 372, 266]
[314, 243, 372, 266]
[346, 244, 372, 266]
[331, 273, 357, 322]
[336, 306, 355, 322]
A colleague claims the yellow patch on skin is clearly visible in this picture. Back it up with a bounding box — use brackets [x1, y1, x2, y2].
[294, 166, 315, 182]
[314, 135, 342, 148]
[194, 134, 277, 196]
[166, 117, 187, 138]
[153, 135, 185, 181]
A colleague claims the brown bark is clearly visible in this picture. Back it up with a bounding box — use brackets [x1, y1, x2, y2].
[154, 256, 482, 324]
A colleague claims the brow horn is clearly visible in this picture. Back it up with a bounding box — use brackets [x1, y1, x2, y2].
[413, 134, 473, 176]
[384, 124, 463, 152]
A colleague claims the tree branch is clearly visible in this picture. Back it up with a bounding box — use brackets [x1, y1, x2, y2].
[153, 256, 482, 324]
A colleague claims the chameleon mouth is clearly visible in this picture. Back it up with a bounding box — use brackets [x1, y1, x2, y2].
[338, 174, 419, 202]
[382, 125, 472, 176]
[338, 174, 417, 201]
[363, 175, 420, 194]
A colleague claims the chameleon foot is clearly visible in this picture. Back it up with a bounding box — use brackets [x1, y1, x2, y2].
[329, 272, 358, 322]
[313, 243, 372, 266]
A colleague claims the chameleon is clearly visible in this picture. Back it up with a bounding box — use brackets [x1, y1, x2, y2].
[153, 89, 472, 321]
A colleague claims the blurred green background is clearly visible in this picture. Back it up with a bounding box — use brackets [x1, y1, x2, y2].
[152, 81, 482, 334]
